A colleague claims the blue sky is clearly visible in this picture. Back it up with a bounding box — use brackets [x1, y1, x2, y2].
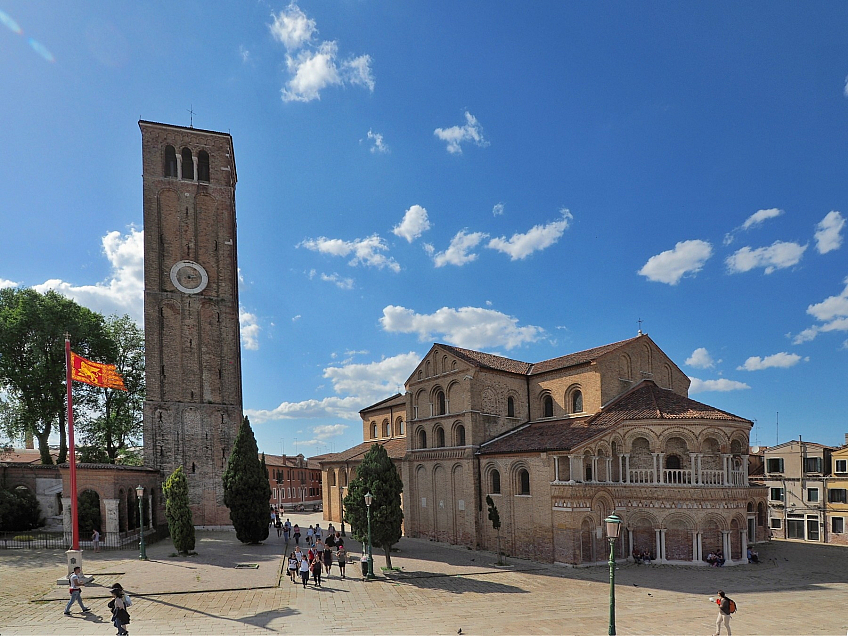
[2, 2, 847, 456]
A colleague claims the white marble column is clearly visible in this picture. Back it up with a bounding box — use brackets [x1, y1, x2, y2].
[721, 530, 731, 564]
[742, 454, 750, 486]
[654, 528, 662, 561]
[660, 528, 667, 562]
[628, 528, 634, 558]
[568, 455, 579, 482]
[623, 454, 631, 483]
[689, 453, 697, 484]
[691, 530, 698, 562]
[651, 453, 659, 484]
[740, 529, 748, 563]
[606, 457, 613, 483]
[176, 155, 183, 179]
[696, 532, 703, 561]
[554, 456, 560, 481]
[104, 498, 120, 546]
[591, 456, 598, 482]
[191, 156, 198, 181]
[721, 455, 730, 486]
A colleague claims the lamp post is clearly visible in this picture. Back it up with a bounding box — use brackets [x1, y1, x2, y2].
[340, 486, 346, 537]
[364, 491, 375, 579]
[136, 485, 148, 561]
[604, 513, 622, 635]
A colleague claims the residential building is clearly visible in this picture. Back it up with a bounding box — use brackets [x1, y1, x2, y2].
[826, 438, 848, 545]
[264, 454, 323, 512]
[763, 440, 834, 542]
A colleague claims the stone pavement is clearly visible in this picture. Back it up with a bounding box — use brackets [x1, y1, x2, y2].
[1, 512, 847, 635]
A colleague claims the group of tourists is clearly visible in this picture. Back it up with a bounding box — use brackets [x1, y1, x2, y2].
[706, 550, 726, 567]
[287, 536, 347, 588]
[632, 549, 655, 564]
[64, 566, 132, 635]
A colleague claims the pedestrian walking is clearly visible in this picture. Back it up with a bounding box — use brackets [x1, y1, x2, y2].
[713, 590, 735, 636]
[108, 587, 130, 635]
[306, 525, 314, 546]
[283, 519, 291, 542]
[323, 544, 333, 576]
[293, 523, 301, 546]
[275, 518, 283, 538]
[64, 566, 91, 615]
[311, 555, 322, 586]
[315, 523, 323, 543]
[288, 552, 298, 583]
[91, 528, 101, 553]
[299, 554, 310, 588]
[337, 545, 346, 579]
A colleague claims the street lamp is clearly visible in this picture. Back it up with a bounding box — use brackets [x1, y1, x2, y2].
[340, 485, 346, 537]
[364, 491, 374, 579]
[135, 485, 148, 561]
[604, 513, 622, 635]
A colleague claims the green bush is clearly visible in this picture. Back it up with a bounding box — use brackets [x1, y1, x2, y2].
[163, 466, 195, 554]
[0, 488, 42, 531]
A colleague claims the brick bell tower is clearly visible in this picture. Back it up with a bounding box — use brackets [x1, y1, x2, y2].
[139, 121, 243, 527]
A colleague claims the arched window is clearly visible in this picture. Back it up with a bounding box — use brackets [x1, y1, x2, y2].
[507, 396, 515, 418]
[543, 395, 553, 418]
[197, 150, 210, 182]
[435, 426, 446, 448]
[455, 424, 466, 446]
[518, 469, 530, 495]
[571, 390, 583, 413]
[382, 420, 390, 437]
[329, 470, 336, 487]
[181, 147, 194, 180]
[418, 429, 427, 449]
[491, 469, 501, 494]
[665, 455, 681, 469]
[371, 423, 378, 439]
[164, 145, 177, 177]
[396, 417, 405, 436]
[437, 390, 446, 415]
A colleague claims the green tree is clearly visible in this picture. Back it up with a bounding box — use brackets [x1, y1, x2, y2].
[223, 417, 270, 544]
[76, 314, 144, 462]
[0, 288, 111, 464]
[0, 487, 41, 531]
[163, 465, 195, 554]
[486, 495, 503, 565]
[343, 443, 403, 568]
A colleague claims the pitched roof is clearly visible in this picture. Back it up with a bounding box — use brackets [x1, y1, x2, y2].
[359, 393, 405, 415]
[479, 380, 750, 456]
[318, 437, 407, 464]
[528, 337, 640, 375]
[435, 336, 641, 378]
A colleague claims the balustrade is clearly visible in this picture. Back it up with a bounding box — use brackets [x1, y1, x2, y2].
[699, 469, 724, 486]
[663, 469, 692, 484]
[629, 469, 654, 484]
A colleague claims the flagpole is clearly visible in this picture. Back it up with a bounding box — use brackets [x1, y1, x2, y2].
[65, 336, 79, 551]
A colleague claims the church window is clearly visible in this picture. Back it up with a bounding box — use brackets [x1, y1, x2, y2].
[436, 390, 446, 415]
[518, 469, 530, 495]
[543, 395, 553, 418]
[435, 426, 445, 448]
[191, 462, 196, 474]
[455, 424, 465, 446]
[507, 396, 515, 418]
[491, 469, 501, 494]
[164, 145, 177, 177]
[418, 429, 427, 449]
[382, 420, 390, 437]
[396, 417, 404, 436]
[665, 455, 681, 470]
[197, 150, 210, 182]
[181, 147, 194, 180]
[371, 423, 377, 439]
[571, 390, 583, 414]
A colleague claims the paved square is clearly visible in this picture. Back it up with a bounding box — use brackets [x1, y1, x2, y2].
[2, 513, 847, 635]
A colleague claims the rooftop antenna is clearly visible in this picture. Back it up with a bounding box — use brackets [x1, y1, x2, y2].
[187, 105, 195, 128]
[637, 318, 643, 336]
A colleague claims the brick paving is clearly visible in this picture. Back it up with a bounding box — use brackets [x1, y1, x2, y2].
[2, 512, 847, 635]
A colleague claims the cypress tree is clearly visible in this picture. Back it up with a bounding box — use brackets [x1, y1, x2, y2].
[163, 466, 195, 554]
[343, 443, 403, 568]
[223, 416, 271, 544]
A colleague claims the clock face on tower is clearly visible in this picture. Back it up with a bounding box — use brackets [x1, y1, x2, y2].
[169, 260, 209, 294]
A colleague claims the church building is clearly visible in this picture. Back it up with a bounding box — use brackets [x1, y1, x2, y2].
[324, 334, 768, 566]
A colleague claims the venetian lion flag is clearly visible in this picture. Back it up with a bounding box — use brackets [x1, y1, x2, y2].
[70, 352, 127, 391]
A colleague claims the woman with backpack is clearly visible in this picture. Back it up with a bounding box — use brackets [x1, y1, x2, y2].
[713, 589, 735, 636]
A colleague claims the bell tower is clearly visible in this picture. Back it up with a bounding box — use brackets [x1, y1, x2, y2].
[139, 121, 242, 527]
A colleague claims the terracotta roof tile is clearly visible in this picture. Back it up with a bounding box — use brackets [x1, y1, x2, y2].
[528, 337, 640, 375]
[436, 343, 532, 374]
[359, 393, 405, 414]
[318, 437, 407, 464]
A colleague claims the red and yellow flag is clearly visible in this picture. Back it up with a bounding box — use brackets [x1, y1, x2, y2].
[70, 352, 127, 391]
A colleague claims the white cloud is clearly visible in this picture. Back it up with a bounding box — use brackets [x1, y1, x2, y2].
[486, 209, 572, 260]
[637, 239, 713, 285]
[737, 352, 803, 371]
[320, 272, 354, 290]
[814, 210, 845, 254]
[430, 230, 488, 267]
[685, 347, 715, 369]
[292, 315, 302, 322]
[311, 423, 348, 439]
[34, 228, 144, 322]
[239, 307, 260, 351]
[342, 54, 375, 92]
[392, 205, 430, 243]
[298, 234, 400, 272]
[688, 377, 751, 393]
[726, 240, 807, 274]
[792, 277, 848, 343]
[492, 203, 504, 216]
[272, 4, 373, 103]
[434, 111, 489, 154]
[269, 3, 316, 51]
[380, 305, 544, 350]
[844, 75, 848, 97]
[246, 352, 419, 423]
[742, 208, 783, 231]
[239, 45, 250, 63]
[366, 129, 389, 154]
[0, 278, 19, 289]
